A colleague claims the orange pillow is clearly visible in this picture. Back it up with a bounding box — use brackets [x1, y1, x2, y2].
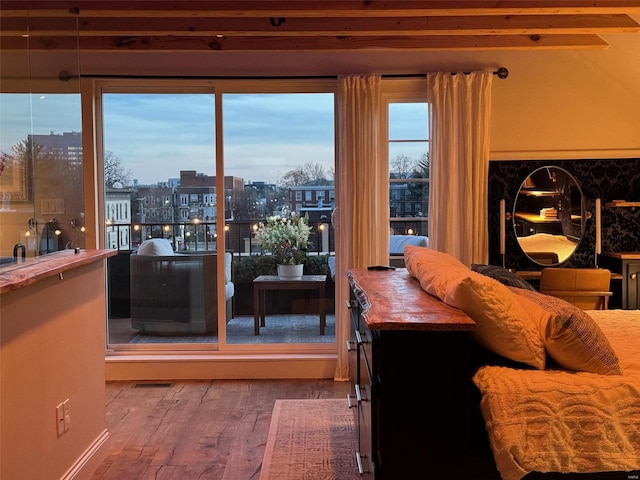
[509, 287, 621, 375]
[404, 245, 468, 299]
[405, 246, 546, 369]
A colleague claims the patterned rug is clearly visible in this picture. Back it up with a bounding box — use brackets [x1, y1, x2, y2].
[227, 314, 335, 344]
[260, 399, 360, 480]
[129, 334, 215, 343]
[129, 315, 336, 344]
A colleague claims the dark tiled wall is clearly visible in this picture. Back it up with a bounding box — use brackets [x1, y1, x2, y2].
[488, 158, 640, 270]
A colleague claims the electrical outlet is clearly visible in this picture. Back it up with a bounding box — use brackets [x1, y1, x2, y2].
[63, 399, 71, 432]
[56, 403, 65, 436]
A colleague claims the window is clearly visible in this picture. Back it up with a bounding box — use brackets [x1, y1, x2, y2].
[386, 97, 429, 237]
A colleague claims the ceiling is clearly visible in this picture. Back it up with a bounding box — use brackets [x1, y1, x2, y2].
[2, 1, 640, 78]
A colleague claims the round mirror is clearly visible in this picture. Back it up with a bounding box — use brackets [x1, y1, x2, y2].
[513, 166, 585, 266]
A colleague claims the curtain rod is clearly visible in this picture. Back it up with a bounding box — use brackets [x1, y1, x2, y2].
[383, 68, 509, 80]
[59, 67, 508, 82]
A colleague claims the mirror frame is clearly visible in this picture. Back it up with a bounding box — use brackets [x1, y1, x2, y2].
[512, 166, 585, 267]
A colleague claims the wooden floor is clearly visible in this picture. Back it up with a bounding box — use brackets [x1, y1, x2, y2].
[90, 379, 351, 480]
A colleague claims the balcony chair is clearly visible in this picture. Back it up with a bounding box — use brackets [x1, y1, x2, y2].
[539, 267, 612, 310]
[130, 239, 234, 335]
[388, 234, 429, 267]
[327, 234, 429, 280]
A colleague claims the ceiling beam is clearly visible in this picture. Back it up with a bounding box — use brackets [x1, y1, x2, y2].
[1, 14, 638, 37]
[3, 1, 640, 18]
[1, 34, 609, 52]
[1, 1, 637, 53]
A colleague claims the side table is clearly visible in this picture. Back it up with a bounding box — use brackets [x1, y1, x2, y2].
[252, 274, 327, 335]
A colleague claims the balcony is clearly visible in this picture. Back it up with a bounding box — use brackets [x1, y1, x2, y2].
[106, 219, 337, 347]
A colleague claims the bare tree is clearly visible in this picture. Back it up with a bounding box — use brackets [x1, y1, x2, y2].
[280, 166, 309, 187]
[280, 161, 331, 187]
[391, 153, 415, 179]
[104, 151, 133, 187]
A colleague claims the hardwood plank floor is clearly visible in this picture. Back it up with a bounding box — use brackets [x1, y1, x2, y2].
[91, 379, 351, 480]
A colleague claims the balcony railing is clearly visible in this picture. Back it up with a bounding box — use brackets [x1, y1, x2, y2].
[106, 217, 429, 254]
[106, 219, 337, 255]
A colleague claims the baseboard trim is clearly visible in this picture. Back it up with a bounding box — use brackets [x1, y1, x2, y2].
[105, 354, 338, 380]
[61, 429, 110, 480]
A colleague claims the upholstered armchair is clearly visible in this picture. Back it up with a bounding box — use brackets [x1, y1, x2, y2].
[130, 239, 234, 335]
[539, 267, 612, 310]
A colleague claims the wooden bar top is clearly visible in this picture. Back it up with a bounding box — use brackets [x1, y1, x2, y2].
[516, 269, 623, 280]
[0, 249, 117, 294]
[604, 252, 640, 260]
[346, 268, 476, 332]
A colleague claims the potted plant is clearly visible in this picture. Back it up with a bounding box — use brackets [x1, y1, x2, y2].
[254, 212, 312, 280]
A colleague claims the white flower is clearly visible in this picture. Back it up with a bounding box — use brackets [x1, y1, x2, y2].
[255, 213, 312, 265]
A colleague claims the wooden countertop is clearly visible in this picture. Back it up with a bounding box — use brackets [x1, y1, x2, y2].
[346, 268, 476, 332]
[604, 252, 640, 260]
[515, 269, 623, 280]
[0, 249, 117, 294]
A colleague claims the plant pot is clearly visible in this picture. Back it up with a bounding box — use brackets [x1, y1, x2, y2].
[277, 263, 304, 280]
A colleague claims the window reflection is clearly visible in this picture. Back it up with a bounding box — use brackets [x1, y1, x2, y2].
[0, 94, 83, 268]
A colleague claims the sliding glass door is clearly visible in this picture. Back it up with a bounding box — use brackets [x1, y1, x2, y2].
[99, 80, 337, 353]
[101, 85, 217, 349]
[220, 88, 336, 346]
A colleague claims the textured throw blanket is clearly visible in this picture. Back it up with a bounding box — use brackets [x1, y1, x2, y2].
[472, 310, 640, 480]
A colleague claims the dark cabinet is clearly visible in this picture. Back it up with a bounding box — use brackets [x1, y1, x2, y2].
[346, 269, 494, 479]
[347, 304, 374, 477]
[629, 262, 640, 309]
[602, 253, 640, 309]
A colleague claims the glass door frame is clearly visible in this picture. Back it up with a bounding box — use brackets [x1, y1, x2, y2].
[91, 78, 339, 356]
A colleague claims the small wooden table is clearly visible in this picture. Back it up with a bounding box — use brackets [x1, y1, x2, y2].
[252, 274, 327, 336]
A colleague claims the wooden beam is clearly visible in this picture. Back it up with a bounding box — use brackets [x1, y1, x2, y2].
[1, 33, 609, 52]
[1, 1, 635, 53]
[1, 14, 638, 37]
[2, 1, 640, 18]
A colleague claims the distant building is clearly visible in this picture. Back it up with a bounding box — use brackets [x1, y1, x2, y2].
[289, 184, 335, 220]
[105, 186, 133, 250]
[135, 186, 175, 224]
[29, 131, 82, 167]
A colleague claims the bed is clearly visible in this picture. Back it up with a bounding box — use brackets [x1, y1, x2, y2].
[517, 232, 578, 263]
[403, 245, 640, 480]
[472, 309, 640, 480]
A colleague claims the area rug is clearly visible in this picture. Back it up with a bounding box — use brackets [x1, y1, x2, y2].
[226, 314, 335, 344]
[129, 334, 215, 344]
[128, 315, 336, 344]
[260, 399, 360, 480]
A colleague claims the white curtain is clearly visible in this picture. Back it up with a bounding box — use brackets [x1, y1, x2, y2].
[427, 70, 493, 266]
[333, 74, 386, 381]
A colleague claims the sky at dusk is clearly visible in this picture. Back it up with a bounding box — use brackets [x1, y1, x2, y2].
[1, 92, 427, 186]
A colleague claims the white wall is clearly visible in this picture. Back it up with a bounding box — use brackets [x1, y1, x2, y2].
[490, 36, 640, 159]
